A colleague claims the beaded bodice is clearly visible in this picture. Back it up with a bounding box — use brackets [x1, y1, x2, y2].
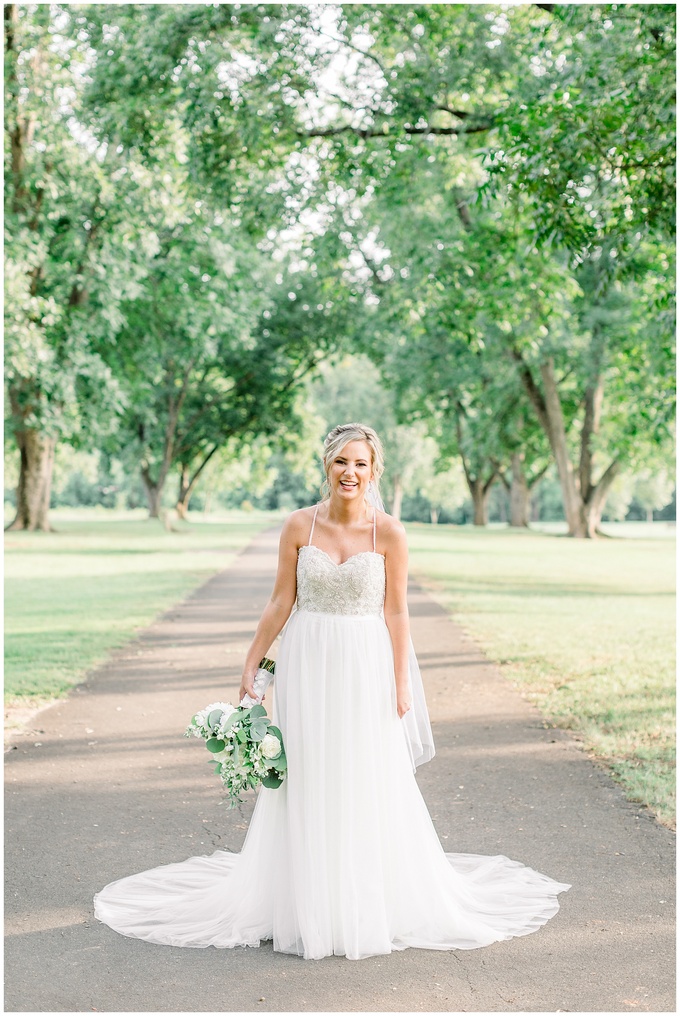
[296, 545, 386, 617]
[295, 504, 385, 617]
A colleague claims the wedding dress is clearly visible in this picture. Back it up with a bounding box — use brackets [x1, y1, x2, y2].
[94, 506, 570, 960]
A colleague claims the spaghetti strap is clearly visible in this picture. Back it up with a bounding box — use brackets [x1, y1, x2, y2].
[372, 506, 377, 553]
[308, 504, 320, 547]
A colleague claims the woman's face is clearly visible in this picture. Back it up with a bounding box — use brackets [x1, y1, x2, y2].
[328, 440, 374, 504]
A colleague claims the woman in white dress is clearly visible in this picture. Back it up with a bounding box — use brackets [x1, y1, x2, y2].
[94, 422, 570, 960]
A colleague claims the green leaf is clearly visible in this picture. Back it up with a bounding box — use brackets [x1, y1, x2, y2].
[267, 724, 283, 741]
[206, 737, 226, 753]
[250, 720, 269, 740]
[207, 709, 223, 728]
[220, 712, 238, 734]
[249, 704, 267, 719]
[262, 773, 283, 789]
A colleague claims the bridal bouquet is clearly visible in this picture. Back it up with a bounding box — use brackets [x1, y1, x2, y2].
[185, 696, 287, 808]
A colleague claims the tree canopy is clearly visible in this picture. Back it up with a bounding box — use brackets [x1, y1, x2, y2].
[5, 3, 675, 534]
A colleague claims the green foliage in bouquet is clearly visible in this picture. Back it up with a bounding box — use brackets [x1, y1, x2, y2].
[185, 701, 287, 807]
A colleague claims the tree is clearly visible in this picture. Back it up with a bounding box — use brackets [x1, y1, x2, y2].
[483, 4, 675, 535]
[632, 470, 676, 524]
[334, 143, 559, 528]
[4, 4, 160, 530]
[173, 259, 356, 518]
[309, 355, 443, 520]
[329, 4, 675, 537]
[606, 464, 676, 524]
[415, 459, 468, 525]
[101, 198, 274, 518]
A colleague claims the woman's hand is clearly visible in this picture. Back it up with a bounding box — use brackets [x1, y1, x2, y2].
[396, 684, 412, 719]
[239, 667, 258, 703]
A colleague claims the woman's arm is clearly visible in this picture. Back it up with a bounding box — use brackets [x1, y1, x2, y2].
[238, 511, 304, 701]
[382, 518, 413, 718]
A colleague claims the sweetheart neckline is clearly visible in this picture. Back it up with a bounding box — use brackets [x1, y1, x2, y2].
[298, 544, 385, 568]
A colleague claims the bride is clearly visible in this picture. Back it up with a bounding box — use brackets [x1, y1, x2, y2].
[94, 422, 570, 960]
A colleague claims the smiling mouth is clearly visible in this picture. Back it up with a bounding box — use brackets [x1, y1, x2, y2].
[339, 480, 358, 489]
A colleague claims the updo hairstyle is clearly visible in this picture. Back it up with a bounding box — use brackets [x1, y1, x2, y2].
[321, 423, 385, 501]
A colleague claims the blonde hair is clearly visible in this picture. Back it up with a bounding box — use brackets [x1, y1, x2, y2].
[321, 423, 385, 501]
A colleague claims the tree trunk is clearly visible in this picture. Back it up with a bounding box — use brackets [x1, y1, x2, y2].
[175, 446, 219, 519]
[647, 508, 653, 523]
[176, 465, 196, 520]
[391, 475, 403, 520]
[509, 452, 530, 527]
[454, 411, 496, 528]
[430, 507, 439, 525]
[141, 467, 164, 519]
[6, 428, 56, 531]
[470, 478, 491, 526]
[539, 359, 586, 535]
[580, 459, 621, 538]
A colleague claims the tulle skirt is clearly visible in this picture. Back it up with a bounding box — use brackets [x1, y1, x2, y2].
[94, 609, 570, 960]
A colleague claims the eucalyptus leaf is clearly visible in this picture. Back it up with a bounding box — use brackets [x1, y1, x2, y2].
[219, 712, 238, 734]
[206, 737, 226, 753]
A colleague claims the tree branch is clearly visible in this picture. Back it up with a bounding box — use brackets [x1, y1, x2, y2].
[298, 119, 493, 140]
[453, 191, 473, 231]
[527, 461, 551, 489]
[454, 410, 474, 489]
[507, 345, 550, 433]
[184, 442, 220, 492]
[482, 467, 499, 495]
[434, 104, 474, 119]
[314, 29, 388, 78]
[589, 457, 620, 504]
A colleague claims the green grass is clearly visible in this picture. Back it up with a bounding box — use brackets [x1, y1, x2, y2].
[5, 508, 278, 705]
[405, 522, 676, 828]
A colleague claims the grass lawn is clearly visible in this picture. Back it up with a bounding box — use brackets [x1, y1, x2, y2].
[5, 508, 278, 709]
[406, 521, 676, 829]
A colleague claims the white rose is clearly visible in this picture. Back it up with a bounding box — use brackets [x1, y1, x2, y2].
[218, 707, 238, 733]
[211, 702, 231, 715]
[260, 733, 282, 760]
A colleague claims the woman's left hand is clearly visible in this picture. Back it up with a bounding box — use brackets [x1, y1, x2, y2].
[396, 687, 412, 718]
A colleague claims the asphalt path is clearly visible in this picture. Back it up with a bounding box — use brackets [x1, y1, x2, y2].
[5, 527, 675, 1013]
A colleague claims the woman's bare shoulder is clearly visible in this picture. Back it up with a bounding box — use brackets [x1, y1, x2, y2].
[376, 510, 407, 549]
[281, 505, 319, 544]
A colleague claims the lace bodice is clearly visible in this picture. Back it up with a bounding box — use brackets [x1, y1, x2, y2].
[296, 545, 386, 617]
[294, 548, 384, 617]
[295, 504, 385, 616]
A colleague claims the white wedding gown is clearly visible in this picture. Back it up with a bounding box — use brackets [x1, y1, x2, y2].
[94, 508, 570, 960]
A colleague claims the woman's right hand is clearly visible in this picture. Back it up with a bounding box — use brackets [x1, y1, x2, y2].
[239, 667, 257, 703]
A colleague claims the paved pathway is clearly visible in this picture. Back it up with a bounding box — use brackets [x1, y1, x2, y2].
[5, 527, 675, 1012]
